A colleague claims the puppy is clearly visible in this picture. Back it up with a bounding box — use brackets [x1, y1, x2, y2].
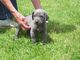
[14, 9, 49, 44]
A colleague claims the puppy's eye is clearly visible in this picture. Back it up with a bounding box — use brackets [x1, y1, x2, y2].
[40, 16, 44, 18]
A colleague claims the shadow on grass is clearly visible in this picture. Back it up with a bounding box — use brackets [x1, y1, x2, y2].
[16, 30, 54, 44]
[48, 20, 76, 34]
[26, 30, 54, 44]
[46, 34, 54, 44]
[45, 20, 76, 44]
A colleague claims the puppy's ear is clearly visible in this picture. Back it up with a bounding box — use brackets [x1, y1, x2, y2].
[32, 12, 34, 20]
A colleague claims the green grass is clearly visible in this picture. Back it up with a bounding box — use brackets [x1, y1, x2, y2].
[0, 0, 80, 60]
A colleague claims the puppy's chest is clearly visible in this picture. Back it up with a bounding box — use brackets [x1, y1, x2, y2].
[25, 15, 45, 32]
[36, 24, 45, 32]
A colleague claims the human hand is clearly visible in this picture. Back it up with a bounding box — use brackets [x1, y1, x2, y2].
[14, 12, 31, 30]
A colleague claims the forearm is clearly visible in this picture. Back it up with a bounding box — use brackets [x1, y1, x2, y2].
[0, 0, 19, 18]
[0, 0, 31, 30]
[31, 0, 42, 9]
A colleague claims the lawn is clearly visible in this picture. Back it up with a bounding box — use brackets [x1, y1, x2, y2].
[0, 0, 80, 60]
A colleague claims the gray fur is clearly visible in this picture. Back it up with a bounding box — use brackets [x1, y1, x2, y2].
[14, 9, 49, 44]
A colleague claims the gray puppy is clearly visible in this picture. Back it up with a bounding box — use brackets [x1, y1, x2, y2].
[14, 9, 49, 44]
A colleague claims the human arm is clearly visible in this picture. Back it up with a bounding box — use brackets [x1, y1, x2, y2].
[31, 0, 42, 9]
[0, 0, 31, 30]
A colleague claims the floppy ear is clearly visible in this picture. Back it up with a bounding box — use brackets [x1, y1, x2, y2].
[32, 12, 34, 20]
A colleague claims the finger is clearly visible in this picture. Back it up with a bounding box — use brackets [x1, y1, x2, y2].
[21, 25, 31, 30]
[22, 23, 31, 30]
[23, 17, 29, 24]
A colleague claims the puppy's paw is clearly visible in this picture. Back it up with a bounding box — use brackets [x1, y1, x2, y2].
[42, 40, 46, 45]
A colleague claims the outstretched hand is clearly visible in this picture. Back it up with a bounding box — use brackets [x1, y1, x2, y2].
[14, 12, 31, 30]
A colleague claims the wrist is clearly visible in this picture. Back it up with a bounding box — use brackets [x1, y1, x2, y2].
[11, 10, 22, 19]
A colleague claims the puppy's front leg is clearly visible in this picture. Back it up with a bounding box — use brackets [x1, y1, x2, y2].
[30, 29, 37, 43]
[13, 25, 21, 40]
[41, 31, 47, 44]
[41, 25, 47, 44]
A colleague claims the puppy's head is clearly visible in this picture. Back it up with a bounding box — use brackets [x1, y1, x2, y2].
[32, 9, 49, 31]
[32, 9, 49, 26]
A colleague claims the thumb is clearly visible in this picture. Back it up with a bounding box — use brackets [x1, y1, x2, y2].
[21, 23, 31, 30]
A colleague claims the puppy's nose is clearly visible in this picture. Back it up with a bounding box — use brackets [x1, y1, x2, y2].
[36, 21, 38, 23]
[35, 20, 38, 23]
